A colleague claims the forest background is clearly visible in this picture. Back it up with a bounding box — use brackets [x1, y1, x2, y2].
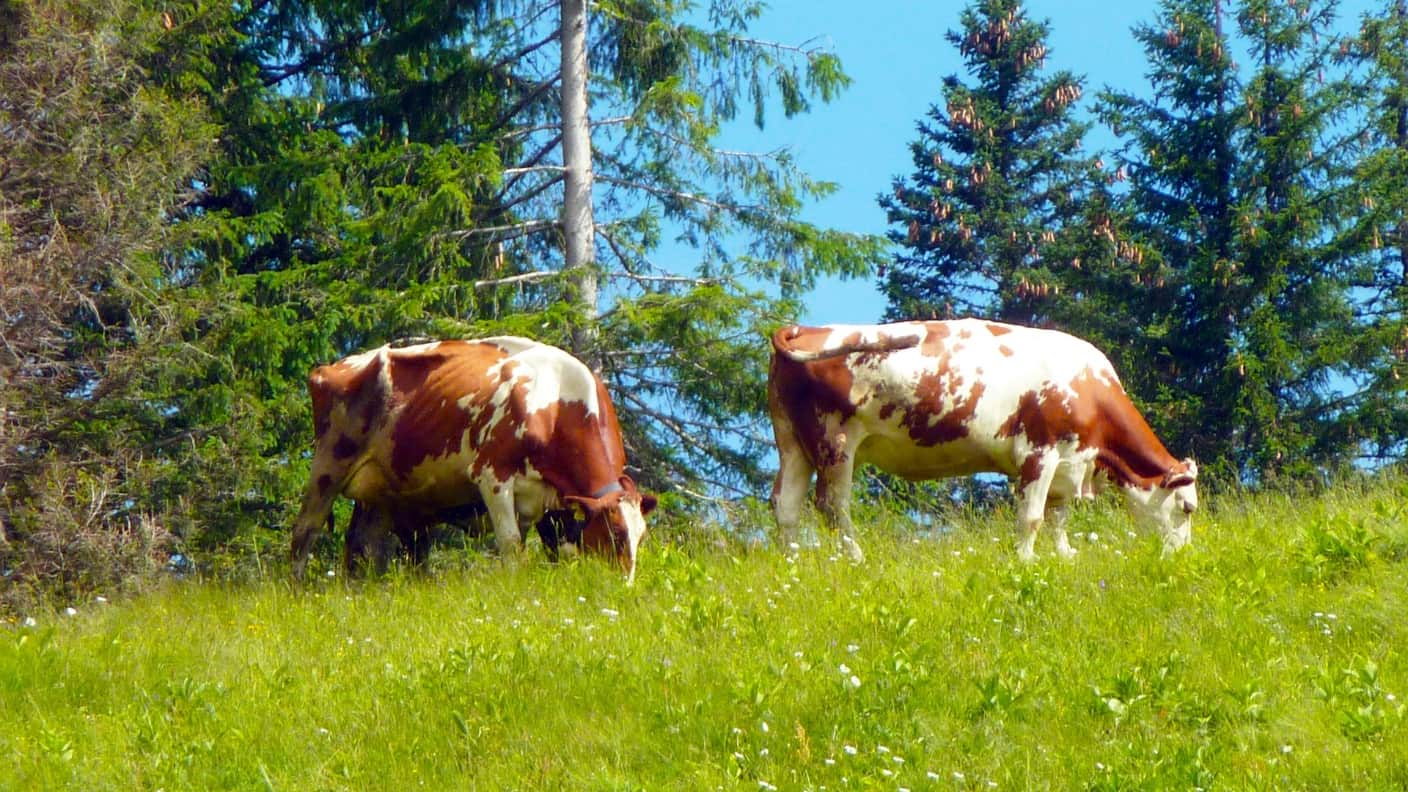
[4, 0, 1408, 612]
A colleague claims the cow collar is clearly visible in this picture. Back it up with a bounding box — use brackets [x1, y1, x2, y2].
[590, 480, 624, 499]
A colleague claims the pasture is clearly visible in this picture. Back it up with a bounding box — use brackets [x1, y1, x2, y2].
[4, 478, 1408, 790]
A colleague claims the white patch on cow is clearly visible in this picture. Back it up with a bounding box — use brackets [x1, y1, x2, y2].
[340, 346, 384, 372]
[482, 336, 603, 419]
[620, 499, 648, 584]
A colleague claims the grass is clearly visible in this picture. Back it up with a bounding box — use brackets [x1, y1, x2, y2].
[4, 477, 1408, 790]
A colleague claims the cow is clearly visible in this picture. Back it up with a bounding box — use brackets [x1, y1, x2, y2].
[768, 319, 1198, 562]
[289, 337, 656, 581]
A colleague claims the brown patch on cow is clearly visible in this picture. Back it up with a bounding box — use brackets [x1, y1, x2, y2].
[919, 322, 951, 357]
[332, 434, 359, 459]
[986, 323, 1013, 336]
[317, 474, 334, 495]
[900, 374, 986, 446]
[998, 345, 1014, 357]
[998, 381, 1083, 448]
[768, 337, 860, 470]
[1018, 452, 1045, 489]
[389, 344, 509, 479]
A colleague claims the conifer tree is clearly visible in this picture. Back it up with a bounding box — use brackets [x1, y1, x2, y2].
[1335, 0, 1408, 464]
[1098, 0, 1358, 483]
[878, 0, 1108, 332]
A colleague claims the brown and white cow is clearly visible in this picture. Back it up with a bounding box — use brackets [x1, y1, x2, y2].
[290, 337, 656, 580]
[768, 319, 1198, 562]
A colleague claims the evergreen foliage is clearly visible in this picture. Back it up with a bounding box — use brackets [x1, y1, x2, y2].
[877, 0, 1109, 333]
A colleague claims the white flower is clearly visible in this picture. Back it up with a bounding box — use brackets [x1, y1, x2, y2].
[578, 596, 587, 603]
[838, 663, 851, 675]
[893, 755, 905, 764]
[64, 607, 77, 616]
[1281, 744, 1293, 754]
[22, 616, 37, 627]
[927, 771, 940, 781]
[847, 643, 860, 653]
[95, 596, 108, 604]
[759, 747, 769, 757]
[600, 608, 619, 619]
[824, 758, 836, 766]
[849, 675, 862, 688]
[881, 769, 893, 777]
[953, 771, 966, 781]
[760, 721, 769, 733]
[758, 782, 776, 791]
[843, 745, 858, 755]
[326, 569, 335, 577]
[876, 745, 890, 754]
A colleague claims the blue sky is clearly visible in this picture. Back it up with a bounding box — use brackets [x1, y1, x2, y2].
[718, 0, 1379, 325]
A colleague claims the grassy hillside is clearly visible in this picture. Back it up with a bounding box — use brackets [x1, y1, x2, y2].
[4, 478, 1408, 790]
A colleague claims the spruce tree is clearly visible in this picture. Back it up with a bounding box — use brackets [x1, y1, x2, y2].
[878, 0, 1107, 331]
[1335, 0, 1408, 465]
[1098, 0, 1358, 484]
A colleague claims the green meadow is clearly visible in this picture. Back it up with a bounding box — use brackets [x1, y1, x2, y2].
[4, 478, 1408, 791]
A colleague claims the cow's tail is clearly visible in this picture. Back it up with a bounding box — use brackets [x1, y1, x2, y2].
[771, 325, 921, 363]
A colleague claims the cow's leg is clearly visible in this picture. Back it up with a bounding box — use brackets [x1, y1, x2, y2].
[770, 439, 815, 553]
[1015, 451, 1059, 561]
[1047, 502, 1076, 558]
[816, 449, 862, 563]
[290, 473, 344, 579]
[480, 479, 523, 563]
[344, 502, 393, 577]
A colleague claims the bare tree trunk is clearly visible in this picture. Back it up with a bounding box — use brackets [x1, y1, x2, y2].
[560, 0, 598, 362]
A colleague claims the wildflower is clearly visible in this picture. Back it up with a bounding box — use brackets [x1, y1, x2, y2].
[761, 721, 770, 733]
[876, 745, 891, 754]
[838, 663, 851, 675]
[759, 782, 777, 791]
[881, 769, 894, 777]
[846, 643, 860, 654]
[64, 607, 77, 617]
[849, 675, 862, 688]
[578, 596, 587, 603]
[843, 745, 858, 755]
[1088, 532, 1100, 543]
[893, 756, 905, 764]
[22, 616, 36, 628]
[1281, 744, 1293, 754]
[326, 569, 335, 577]
[95, 596, 108, 604]
[759, 747, 770, 757]
[824, 758, 836, 766]
[927, 771, 940, 781]
[601, 608, 619, 619]
[953, 771, 966, 781]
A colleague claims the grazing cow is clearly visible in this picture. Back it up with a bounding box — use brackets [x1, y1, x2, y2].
[768, 319, 1198, 561]
[290, 337, 656, 580]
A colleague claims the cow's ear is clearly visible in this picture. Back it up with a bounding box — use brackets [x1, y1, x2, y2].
[640, 492, 658, 516]
[1163, 461, 1197, 490]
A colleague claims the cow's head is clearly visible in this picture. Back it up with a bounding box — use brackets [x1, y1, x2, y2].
[1122, 458, 1198, 554]
[564, 476, 658, 582]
